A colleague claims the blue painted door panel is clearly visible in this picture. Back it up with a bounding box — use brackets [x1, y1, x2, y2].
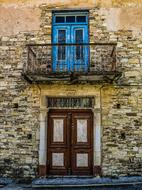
[71, 25, 89, 72]
[53, 26, 70, 72]
[53, 25, 88, 72]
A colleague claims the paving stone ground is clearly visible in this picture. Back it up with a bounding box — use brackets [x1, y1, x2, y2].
[1, 176, 142, 190]
[1, 184, 142, 190]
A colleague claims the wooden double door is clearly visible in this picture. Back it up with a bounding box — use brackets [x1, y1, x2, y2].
[47, 110, 93, 175]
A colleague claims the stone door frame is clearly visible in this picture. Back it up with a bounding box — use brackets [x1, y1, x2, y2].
[38, 94, 102, 176]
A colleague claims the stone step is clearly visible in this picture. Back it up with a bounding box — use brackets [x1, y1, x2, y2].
[32, 176, 142, 189]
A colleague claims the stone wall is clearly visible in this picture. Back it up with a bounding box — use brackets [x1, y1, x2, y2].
[0, 43, 40, 177]
[0, 2, 142, 178]
[0, 37, 40, 177]
[102, 86, 142, 176]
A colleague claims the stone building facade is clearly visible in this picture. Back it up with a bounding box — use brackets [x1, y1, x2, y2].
[0, 0, 142, 179]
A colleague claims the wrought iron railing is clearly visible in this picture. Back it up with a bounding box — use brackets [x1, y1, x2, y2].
[25, 43, 118, 75]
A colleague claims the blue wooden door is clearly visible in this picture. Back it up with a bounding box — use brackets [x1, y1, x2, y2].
[53, 25, 88, 72]
[71, 26, 89, 72]
[53, 26, 70, 72]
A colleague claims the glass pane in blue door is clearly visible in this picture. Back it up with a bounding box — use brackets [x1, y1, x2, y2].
[76, 16, 86, 23]
[58, 30, 66, 60]
[75, 30, 83, 60]
[55, 16, 65, 23]
[66, 16, 75, 23]
[58, 30, 66, 43]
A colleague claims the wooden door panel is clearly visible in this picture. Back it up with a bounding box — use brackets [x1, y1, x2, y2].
[72, 113, 93, 147]
[48, 148, 69, 175]
[71, 112, 93, 175]
[53, 119, 64, 142]
[47, 112, 69, 175]
[72, 149, 93, 175]
[48, 114, 68, 147]
[76, 119, 88, 143]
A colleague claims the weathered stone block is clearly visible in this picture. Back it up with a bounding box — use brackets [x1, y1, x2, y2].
[129, 58, 139, 64]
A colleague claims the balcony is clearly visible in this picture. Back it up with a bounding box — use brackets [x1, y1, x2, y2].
[23, 43, 121, 83]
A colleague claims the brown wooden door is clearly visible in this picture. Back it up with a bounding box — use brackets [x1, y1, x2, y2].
[47, 110, 93, 175]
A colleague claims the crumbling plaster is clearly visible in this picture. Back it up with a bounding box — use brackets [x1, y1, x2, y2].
[0, 1, 142, 36]
[1, 0, 142, 7]
[104, 8, 142, 32]
[0, 7, 41, 36]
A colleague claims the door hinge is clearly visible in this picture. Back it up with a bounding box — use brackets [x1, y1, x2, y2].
[46, 160, 50, 165]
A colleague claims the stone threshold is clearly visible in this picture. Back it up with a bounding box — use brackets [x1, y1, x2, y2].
[32, 176, 142, 188]
[0, 178, 13, 186]
[0, 185, 5, 188]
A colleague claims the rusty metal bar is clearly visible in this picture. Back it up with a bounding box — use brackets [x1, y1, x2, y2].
[111, 45, 116, 57]
[26, 42, 117, 46]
